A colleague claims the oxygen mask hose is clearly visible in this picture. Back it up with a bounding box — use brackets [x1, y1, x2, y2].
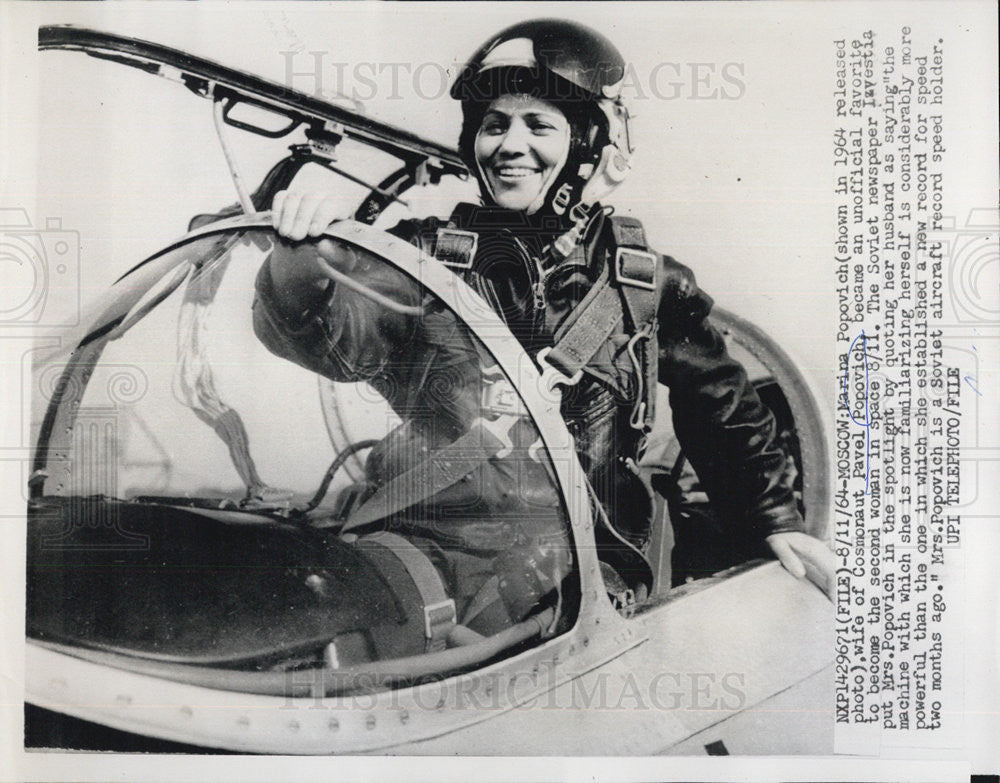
[315, 249, 426, 317]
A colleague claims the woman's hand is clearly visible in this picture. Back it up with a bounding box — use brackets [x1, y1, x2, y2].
[265, 190, 346, 315]
[766, 531, 836, 601]
[271, 189, 344, 242]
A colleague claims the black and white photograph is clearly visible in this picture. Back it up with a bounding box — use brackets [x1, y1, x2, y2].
[1, 1, 996, 779]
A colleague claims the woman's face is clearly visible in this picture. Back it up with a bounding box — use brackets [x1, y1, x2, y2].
[474, 94, 571, 212]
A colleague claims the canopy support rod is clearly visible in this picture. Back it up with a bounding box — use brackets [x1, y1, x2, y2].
[212, 97, 256, 214]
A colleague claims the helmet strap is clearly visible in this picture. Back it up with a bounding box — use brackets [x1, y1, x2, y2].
[546, 100, 632, 261]
[526, 124, 571, 216]
[548, 202, 603, 263]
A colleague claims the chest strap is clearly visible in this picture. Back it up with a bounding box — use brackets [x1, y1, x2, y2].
[538, 260, 620, 389]
[538, 216, 660, 433]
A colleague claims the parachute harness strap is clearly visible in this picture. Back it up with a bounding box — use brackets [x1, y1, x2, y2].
[608, 217, 659, 434]
[536, 215, 659, 435]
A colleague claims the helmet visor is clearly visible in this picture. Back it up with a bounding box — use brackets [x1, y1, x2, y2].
[451, 20, 626, 102]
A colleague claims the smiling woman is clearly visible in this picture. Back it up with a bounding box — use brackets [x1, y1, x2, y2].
[474, 95, 572, 213]
[21, 10, 844, 759]
[9, 0, 999, 769]
[264, 18, 835, 598]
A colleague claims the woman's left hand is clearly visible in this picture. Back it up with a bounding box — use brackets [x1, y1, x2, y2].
[765, 531, 836, 601]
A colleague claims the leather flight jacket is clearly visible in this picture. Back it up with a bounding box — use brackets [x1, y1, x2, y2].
[383, 205, 806, 547]
[253, 203, 805, 565]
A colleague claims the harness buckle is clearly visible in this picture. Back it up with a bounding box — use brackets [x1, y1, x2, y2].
[470, 413, 519, 460]
[424, 598, 457, 642]
[434, 228, 478, 270]
[481, 380, 526, 417]
[626, 321, 656, 432]
[480, 364, 547, 464]
[480, 364, 528, 418]
[535, 346, 584, 397]
[614, 247, 658, 291]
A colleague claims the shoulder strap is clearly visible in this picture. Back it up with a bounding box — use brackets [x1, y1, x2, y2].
[540, 216, 660, 433]
[540, 259, 621, 384]
[608, 216, 660, 433]
[609, 217, 658, 324]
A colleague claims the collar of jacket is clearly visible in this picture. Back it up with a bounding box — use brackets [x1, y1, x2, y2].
[448, 202, 566, 253]
[447, 202, 608, 272]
